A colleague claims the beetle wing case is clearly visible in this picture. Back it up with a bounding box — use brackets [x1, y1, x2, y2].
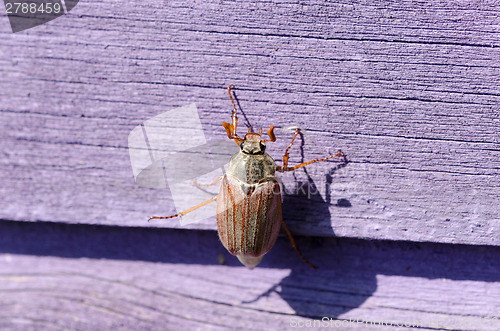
[216, 150, 283, 270]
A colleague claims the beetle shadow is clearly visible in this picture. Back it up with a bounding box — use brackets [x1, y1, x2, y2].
[225, 91, 372, 319]
[280, 129, 350, 238]
[254, 131, 373, 319]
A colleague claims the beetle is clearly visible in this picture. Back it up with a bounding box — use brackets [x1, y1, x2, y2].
[149, 85, 346, 269]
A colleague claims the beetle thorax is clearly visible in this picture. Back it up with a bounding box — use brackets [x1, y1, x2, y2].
[226, 151, 276, 185]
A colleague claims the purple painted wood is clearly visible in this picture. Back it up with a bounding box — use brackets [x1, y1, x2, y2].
[0, 0, 499, 247]
[0, 221, 499, 330]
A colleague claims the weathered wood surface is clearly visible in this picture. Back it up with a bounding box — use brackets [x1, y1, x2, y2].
[1, 0, 499, 246]
[0, 220, 499, 331]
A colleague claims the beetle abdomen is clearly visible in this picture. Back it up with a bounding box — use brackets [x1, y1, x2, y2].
[216, 174, 282, 266]
[236, 255, 263, 270]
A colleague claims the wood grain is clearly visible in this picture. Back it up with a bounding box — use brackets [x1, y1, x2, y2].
[0, 0, 499, 246]
[1, 221, 499, 330]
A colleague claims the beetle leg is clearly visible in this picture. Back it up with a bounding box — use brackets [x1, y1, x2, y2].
[148, 195, 217, 222]
[223, 85, 243, 145]
[191, 175, 223, 189]
[279, 128, 301, 172]
[281, 219, 318, 270]
[285, 150, 347, 172]
[228, 85, 238, 135]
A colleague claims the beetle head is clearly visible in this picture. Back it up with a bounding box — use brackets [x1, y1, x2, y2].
[241, 133, 266, 155]
[240, 126, 276, 155]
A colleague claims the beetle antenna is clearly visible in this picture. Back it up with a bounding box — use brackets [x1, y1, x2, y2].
[262, 126, 276, 143]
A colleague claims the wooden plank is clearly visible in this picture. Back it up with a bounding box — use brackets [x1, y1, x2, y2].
[0, 0, 499, 245]
[0, 221, 499, 330]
